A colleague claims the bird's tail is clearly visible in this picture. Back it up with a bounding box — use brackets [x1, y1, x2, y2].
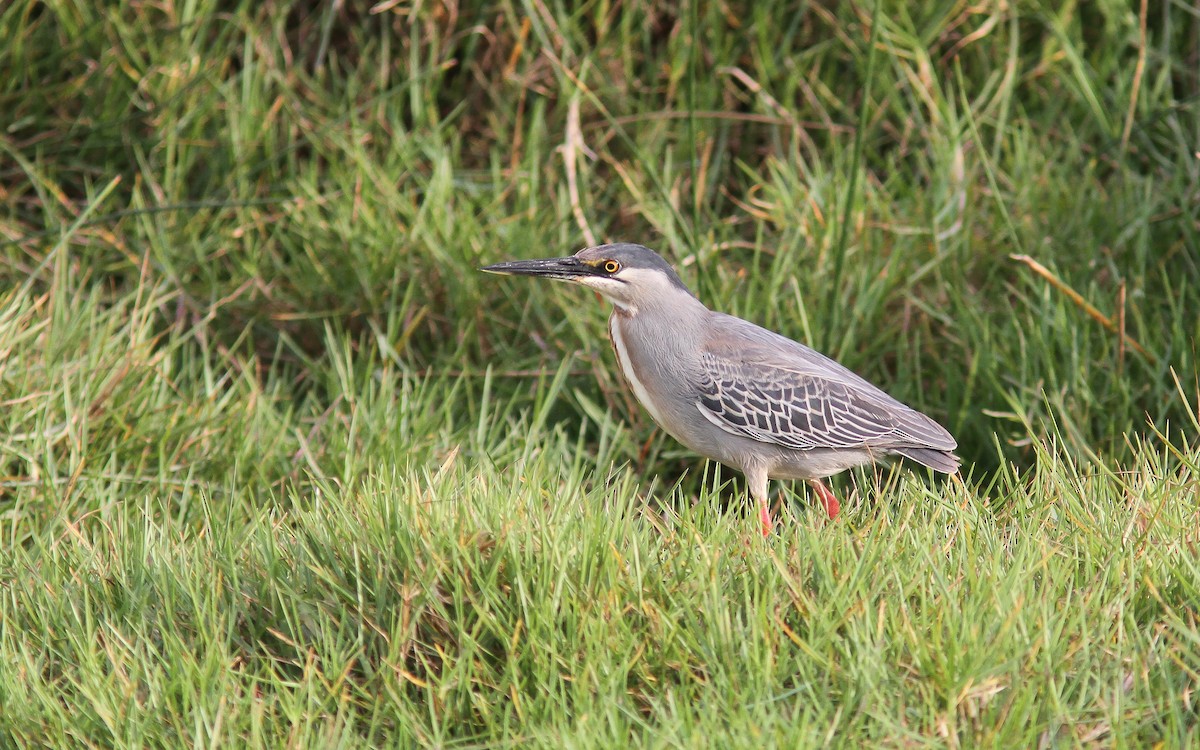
[894, 447, 961, 475]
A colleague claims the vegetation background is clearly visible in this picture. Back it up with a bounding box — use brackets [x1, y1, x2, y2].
[2, 0, 1198, 746]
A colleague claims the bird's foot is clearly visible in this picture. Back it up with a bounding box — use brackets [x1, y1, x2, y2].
[810, 480, 841, 520]
[758, 501, 772, 537]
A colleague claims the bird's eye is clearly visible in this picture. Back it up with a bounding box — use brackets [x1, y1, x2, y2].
[603, 260, 620, 274]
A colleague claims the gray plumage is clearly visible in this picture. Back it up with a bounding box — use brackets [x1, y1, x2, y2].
[482, 243, 960, 534]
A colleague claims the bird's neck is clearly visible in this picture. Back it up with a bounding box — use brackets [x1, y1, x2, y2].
[609, 292, 707, 322]
[608, 296, 710, 364]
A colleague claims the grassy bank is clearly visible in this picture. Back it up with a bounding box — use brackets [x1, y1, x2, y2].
[2, 0, 1198, 746]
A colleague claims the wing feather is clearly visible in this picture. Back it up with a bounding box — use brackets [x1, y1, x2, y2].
[694, 333, 957, 454]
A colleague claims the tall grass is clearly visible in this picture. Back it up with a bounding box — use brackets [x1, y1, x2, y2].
[1, 0, 1198, 746]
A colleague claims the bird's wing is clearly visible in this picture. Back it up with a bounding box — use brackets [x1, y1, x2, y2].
[694, 321, 957, 452]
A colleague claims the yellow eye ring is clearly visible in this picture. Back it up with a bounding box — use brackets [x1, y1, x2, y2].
[603, 260, 620, 274]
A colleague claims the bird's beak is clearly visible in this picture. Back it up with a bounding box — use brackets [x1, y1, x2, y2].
[480, 256, 599, 281]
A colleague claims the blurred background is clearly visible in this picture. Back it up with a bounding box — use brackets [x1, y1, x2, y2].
[3, 1, 1197, 500]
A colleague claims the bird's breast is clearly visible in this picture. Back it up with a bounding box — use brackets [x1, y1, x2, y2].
[608, 313, 676, 431]
[606, 309, 773, 471]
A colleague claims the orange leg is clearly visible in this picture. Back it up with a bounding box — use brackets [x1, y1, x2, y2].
[809, 480, 841, 520]
[748, 467, 773, 537]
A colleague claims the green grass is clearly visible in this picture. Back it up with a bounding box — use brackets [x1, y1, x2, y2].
[2, 0, 1199, 746]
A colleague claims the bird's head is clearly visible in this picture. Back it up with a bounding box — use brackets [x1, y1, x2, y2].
[481, 243, 693, 314]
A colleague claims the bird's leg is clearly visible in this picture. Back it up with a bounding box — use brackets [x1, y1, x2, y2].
[637, 429, 657, 467]
[809, 479, 841, 520]
[758, 500, 772, 537]
[747, 465, 772, 537]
